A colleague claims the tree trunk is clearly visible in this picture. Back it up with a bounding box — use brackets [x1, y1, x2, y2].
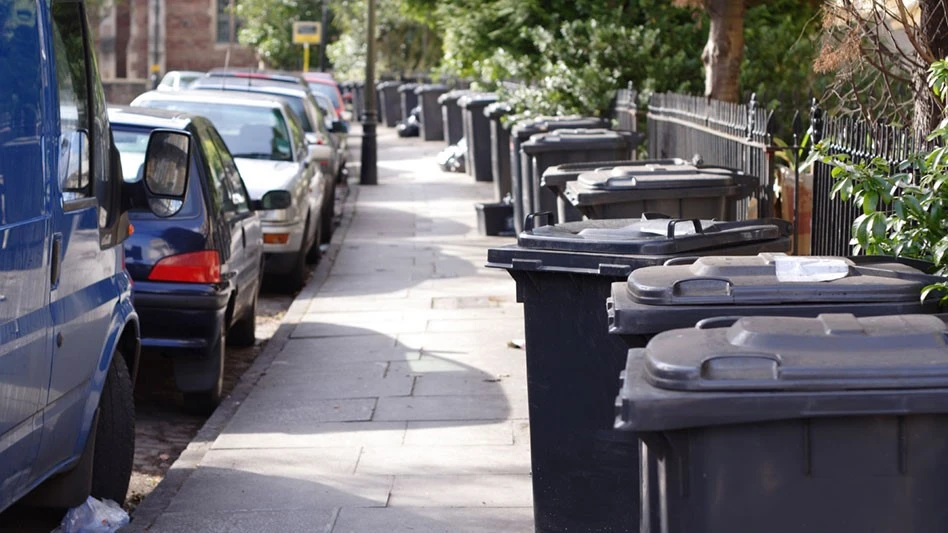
[914, 0, 948, 133]
[701, 0, 745, 103]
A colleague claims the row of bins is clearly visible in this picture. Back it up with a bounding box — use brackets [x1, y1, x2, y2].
[487, 211, 946, 533]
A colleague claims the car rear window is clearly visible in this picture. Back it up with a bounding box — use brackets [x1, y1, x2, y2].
[112, 126, 201, 218]
[140, 100, 294, 162]
[308, 82, 341, 109]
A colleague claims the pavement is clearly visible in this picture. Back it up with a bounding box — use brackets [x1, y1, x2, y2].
[125, 124, 534, 532]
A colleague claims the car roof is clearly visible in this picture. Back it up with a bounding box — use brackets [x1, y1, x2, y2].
[190, 81, 308, 99]
[107, 105, 194, 130]
[133, 89, 292, 109]
[206, 69, 307, 85]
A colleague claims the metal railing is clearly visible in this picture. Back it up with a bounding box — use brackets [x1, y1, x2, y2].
[645, 92, 777, 219]
[809, 106, 928, 256]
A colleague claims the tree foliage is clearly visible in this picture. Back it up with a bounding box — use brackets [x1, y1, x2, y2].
[235, 0, 324, 69]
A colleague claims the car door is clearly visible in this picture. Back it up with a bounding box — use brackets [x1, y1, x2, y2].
[37, 0, 124, 477]
[0, 2, 52, 504]
[209, 126, 262, 318]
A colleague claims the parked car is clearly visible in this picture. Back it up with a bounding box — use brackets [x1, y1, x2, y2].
[130, 90, 328, 293]
[302, 72, 347, 121]
[0, 0, 189, 512]
[189, 73, 345, 241]
[157, 70, 205, 91]
[109, 106, 264, 413]
[311, 91, 350, 180]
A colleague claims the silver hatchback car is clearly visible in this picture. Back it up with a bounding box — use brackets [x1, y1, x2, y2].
[131, 90, 329, 292]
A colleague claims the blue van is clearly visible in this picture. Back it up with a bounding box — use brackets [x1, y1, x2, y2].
[0, 0, 191, 512]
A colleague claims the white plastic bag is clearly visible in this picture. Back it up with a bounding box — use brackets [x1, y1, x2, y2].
[55, 496, 130, 533]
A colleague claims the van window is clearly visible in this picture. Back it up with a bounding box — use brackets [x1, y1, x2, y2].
[51, 2, 93, 202]
[0, 0, 44, 225]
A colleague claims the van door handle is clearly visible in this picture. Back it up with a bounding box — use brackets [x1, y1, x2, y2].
[50, 233, 63, 288]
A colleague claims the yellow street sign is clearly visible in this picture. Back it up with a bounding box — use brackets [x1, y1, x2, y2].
[293, 21, 321, 45]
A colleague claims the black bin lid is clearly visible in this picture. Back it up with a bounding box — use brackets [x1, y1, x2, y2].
[626, 253, 937, 306]
[521, 128, 630, 154]
[376, 81, 401, 90]
[575, 165, 738, 191]
[511, 116, 607, 141]
[484, 102, 513, 119]
[398, 83, 420, 92]
[485, 214, 792, 277]
[437, 90, 471, 105]
[616, 314, 948, 432]
[458, 93, 498, 109]
[415, 84, 448, 94]
[541, 158, 690, 188]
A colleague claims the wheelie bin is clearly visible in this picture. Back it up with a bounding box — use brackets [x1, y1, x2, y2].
[510, 116, 607, 233]
[485, 102, 513, 200]
[398, 83, 420, 124]
[416, 84, 449, 141]
[459, 93, 497, 182]
[486, 214, 793, 533]
[438, 89, 470, 146]
[521, 128, 639, 223]
[616, 312, 948, 533]
[377, 81, 402, 127]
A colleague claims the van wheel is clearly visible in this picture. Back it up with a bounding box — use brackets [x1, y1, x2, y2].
[183, 330, 224, 415]
[91, 353, 135, 505]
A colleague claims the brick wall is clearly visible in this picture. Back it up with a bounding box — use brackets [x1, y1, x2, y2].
[164, 0, 257, 72]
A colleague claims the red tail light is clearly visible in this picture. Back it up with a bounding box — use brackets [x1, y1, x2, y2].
[148, 250, 221, 283]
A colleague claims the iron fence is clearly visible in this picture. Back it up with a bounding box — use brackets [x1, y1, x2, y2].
[809, 106, 928, 256]
[645, 92, 777, 219]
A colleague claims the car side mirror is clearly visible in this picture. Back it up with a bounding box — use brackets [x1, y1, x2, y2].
[143, 129, 191, 217]
[252, 190, 292, 211]
[331, 121, 348, 134]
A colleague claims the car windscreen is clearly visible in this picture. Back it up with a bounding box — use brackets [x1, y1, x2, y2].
[112, 125, 200, 217]
[308, 82, 341, 109]
[140, 100, 294, 162]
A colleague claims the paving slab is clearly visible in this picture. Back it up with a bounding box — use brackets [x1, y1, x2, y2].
[332, 506, 534, 533]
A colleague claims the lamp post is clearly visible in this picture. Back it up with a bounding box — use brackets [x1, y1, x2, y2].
[360, 0, 377, 185]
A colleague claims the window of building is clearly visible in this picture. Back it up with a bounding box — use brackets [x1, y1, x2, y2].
[216, 0, 241, 44]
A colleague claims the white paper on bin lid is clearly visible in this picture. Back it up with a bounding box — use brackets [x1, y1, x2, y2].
[774, 256, 850, 282]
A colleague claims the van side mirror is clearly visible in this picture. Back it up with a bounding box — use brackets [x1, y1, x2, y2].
[143, 130, 191, 217]
[331, 120, 348, 134]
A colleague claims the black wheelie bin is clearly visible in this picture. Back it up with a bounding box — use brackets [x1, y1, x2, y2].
[616, 312, 948, 533]
[486, 214, 793, 533]
[398, 82, 420, 124]
[416, 84, 449, 141]
[510, 116, 607, 233]
[485, 102, 514, 200]
[377, 80, 402, 127]
[459, 93, 498, 182]
[438, 89, 470, 146]
[565, 164, 752, 220]
[521, 128, 640, 223]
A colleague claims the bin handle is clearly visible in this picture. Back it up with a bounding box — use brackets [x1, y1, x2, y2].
[695, 316, 742, 330]
[524, 211, 554, 231]
[666, 219, 704, 239]
[663, 256, 699, 266]
[641, 212, 671, 220]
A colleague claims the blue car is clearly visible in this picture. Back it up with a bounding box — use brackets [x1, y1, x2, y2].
[0, 0, 190, 512]
[109, 107, 264, 414]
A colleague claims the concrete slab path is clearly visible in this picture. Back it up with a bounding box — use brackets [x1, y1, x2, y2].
[126, 125, 534, 532]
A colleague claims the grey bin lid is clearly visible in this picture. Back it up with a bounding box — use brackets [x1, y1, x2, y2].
[647, 313, 948, 393]
[437, 90, 471, 105]
[616, 314, 948, 432]
[518, 215, 792, 255]
[576, 165, 737, 191]
[376, 81, 401, 90]
[484, 102, 512, 119]
[458, 93, 498, 109]
[626, 253, 937, 306]
[414, 84, 448, 94]
[511, 116, 606, 140]
[541, 158, 690, 188]
[521, 128, 629, 154]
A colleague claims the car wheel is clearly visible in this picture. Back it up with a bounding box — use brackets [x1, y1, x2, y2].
[320, 190, 335, 245]
[280, 224, 311, 293]
[227, 285, 258, 348]
[91, 353, 135, 505]
[183, 329, 225, 415]
[306, 218, 324, 264]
